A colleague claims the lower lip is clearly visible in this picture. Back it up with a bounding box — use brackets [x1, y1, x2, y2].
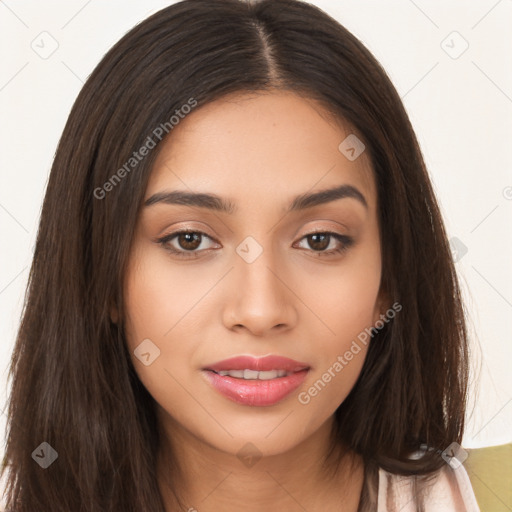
[202, 369, 309, 406]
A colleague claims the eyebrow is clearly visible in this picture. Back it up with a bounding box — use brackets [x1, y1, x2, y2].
[143, 184, 368, 213]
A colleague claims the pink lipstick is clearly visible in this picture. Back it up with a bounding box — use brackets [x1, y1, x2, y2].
[202, 355, 310, 407]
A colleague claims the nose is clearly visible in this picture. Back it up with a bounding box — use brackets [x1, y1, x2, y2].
[222, 243, 298, 337]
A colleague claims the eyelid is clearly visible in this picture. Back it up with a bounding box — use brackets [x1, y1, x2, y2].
[294, 220, 351, 236]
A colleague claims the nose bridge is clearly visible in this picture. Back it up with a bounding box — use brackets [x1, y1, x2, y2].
[235, 234, 284, 303]
[225, 234, 295, 333]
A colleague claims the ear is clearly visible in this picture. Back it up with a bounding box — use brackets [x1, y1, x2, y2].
[372, 286, 393, 326]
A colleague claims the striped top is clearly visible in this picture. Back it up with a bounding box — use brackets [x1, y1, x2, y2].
[377, 461, 480, 511]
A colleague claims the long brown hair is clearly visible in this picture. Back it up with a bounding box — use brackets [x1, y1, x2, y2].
[1, 0, 470, 510]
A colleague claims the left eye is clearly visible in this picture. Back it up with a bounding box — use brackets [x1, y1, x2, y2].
[294, 232, 352, 256]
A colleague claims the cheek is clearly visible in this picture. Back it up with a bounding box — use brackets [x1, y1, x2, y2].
[122, 250, 204, 404]
[296, 277, 377, 420]
[123, 247, 216, 348]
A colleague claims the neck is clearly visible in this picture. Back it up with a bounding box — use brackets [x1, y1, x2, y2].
[156, 411, 364, 512]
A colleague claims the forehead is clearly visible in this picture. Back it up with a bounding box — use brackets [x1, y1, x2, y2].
[145, 90, 376, 210]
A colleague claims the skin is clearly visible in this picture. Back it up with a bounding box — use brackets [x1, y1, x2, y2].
[120, 90, 388, 511]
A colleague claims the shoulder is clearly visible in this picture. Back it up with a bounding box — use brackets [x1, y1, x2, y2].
[377, 461, 480, 511]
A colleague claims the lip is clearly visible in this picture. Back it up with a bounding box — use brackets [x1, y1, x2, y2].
[203, 355, 310, 373]
[202, 355, 310, 407]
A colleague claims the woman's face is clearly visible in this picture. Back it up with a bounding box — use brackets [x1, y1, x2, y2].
[122, 91, 385, 459]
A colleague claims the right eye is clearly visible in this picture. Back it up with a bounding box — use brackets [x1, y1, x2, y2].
[157, 230, 220, 258]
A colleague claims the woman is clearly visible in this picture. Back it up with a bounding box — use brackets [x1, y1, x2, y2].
[1, 0, 480, 510]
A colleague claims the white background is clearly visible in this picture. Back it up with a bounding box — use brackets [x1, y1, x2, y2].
[0, 0, 511, 474]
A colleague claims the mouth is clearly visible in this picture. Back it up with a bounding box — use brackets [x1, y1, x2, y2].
[202, 355, 310, 407]
[211, 369, 294, 379]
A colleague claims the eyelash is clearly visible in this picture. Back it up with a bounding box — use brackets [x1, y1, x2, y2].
[156, 229, 354, 259]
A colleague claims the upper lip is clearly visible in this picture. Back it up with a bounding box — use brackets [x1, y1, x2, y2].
[203, 355, 310, 373]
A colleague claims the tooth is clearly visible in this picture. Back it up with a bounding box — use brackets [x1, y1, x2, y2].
[229, 370, 245, 378]
[215, 369, 291, 379]
[258, 370, 278, 380]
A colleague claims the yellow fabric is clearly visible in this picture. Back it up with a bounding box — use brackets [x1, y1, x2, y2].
[465, 443, 512, 512]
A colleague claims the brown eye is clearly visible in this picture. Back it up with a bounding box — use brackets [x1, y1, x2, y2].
[176, 232, 202, 251]
[306, 233, 330, 251]
[295, 231, 354, 257]
[157, 230, 219, 258]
